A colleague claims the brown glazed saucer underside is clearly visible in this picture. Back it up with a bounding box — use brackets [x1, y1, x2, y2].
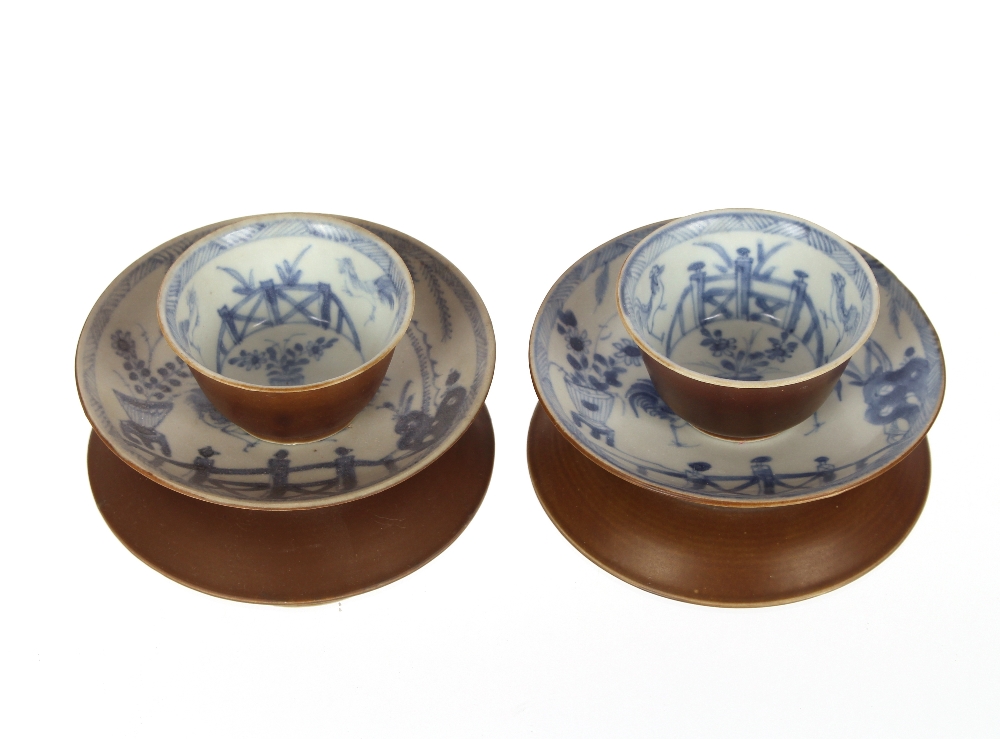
[527, 404, 929, 607]
[89, 406, 494, 605]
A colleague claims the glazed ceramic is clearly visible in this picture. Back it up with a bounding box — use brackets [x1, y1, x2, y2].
[618, 210, 879, 438]
[157, 214, 415, 443]
[88, 406, 494, 605]
[529, 220, 943, 506]
[77, 217, 495, 510]
[528, 404, 930, 606]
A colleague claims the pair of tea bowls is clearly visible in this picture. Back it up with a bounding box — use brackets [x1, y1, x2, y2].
[157, 209, 876, 445]
[616, 209, 880, 439]
[157, 213, 415, 444]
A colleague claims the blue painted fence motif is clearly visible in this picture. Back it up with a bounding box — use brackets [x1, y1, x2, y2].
[535, 222, 942, 502]
[641, 240, 854, 380]
[83, 222, 492, 506]
[110, 319, 468, 499]
[208, 246, 372, 378]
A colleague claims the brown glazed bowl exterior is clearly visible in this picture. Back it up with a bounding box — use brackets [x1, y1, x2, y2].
[187, 349, 394, 443]
[157, 213, 414, 444]
[639, 353, 849, 439]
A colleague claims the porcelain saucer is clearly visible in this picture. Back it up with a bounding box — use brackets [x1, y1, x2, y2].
[529, 221, 944, 506]
[89, 406, 494, 605]
[77, 217, 495, 510]
[528, 404, 929, 606]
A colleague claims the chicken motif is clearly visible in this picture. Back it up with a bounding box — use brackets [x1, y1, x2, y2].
[831, 272, 860, 335]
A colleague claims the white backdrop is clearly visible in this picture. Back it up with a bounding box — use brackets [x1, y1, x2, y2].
[3, 1, 996, 736]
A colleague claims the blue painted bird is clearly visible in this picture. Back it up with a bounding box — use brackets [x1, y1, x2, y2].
[338, 257, 397, 322]
[633, 264, 666, 339]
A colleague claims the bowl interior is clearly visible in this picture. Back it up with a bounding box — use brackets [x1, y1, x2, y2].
[619, 212, 876, 383]
[161, 217, 412, 387]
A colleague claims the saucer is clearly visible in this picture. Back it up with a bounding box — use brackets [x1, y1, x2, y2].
[77, 216, 495, 510]
[89, 406, 494, 605]
[529, 221, 944, 506]
[528, 404, 930, 606]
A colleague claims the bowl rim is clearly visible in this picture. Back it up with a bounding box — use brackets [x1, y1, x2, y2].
[616, 208, 881, 389]
[156, 212, 415, 394]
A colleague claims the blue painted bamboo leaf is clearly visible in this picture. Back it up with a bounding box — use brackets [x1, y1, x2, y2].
[594, 262, 609, 306]
[889, 297, 901, 339]
[693, 241, 733, 267]
[221, 269, 256, 297]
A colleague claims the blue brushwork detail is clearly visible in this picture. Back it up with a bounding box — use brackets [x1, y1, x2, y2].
[618, 212, 881, 378]
[594, 262, 610, 306]
[107, 326, 192, 457]
[660, 241, 825, 376]
[213, 246, 362, 374]
[186, 389, 261, 452]
[227, 334, 339, 386]
[531, 220, 944, 503]
[624, 379, 690, 447]
[554, 308, 627, 447]
[338, 256, 397, 321]
[79, 218, 492, 504]
[162, 217, 413, 363]
[417, 258, 453, 341]
[103, 322, 473, 499]
[843, 344, 932, 444]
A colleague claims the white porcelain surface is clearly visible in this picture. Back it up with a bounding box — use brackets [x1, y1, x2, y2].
[530, 221, 943, 506]
[619, 210, 879, 385]
[158, 214, 413, 387]
[77, 218, 495, 510]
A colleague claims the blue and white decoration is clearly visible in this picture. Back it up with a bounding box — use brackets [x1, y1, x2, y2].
[619, 211, 877, 381]
[531, 222, 943, 504]
[78, 219, 494, 510]
[160, 217, 413, 386]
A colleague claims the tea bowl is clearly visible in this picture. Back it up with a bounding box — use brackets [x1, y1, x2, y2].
[157, 213, 414, 443]
[617, 209, 879, 439]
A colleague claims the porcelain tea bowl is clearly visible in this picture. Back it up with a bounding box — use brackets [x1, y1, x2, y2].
[617, 209, 879, 439]
[157, 213, 414, 443]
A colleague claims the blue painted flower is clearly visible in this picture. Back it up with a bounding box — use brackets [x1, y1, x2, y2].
[229, 349, 266, 370]
[565, 328, 591, 355]
[700, 328, 736, 357]
[602, 369, 624, 388]
[612, 339, 642, 366]
[111, 330, 137, 360]
[557, 309, 578, 328]
[764, 332, 798, 362]
[306, 336, 338, 360]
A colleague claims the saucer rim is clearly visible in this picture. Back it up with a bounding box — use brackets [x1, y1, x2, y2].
[528, 219, 945, 508]
[76, 215, 496, 511]
[156, 212, 417, 394]
[616, 208, 881, 390]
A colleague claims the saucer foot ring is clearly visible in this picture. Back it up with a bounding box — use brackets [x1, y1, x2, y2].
[89, 406, 495, 605]
[528, 404, 929, 607]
